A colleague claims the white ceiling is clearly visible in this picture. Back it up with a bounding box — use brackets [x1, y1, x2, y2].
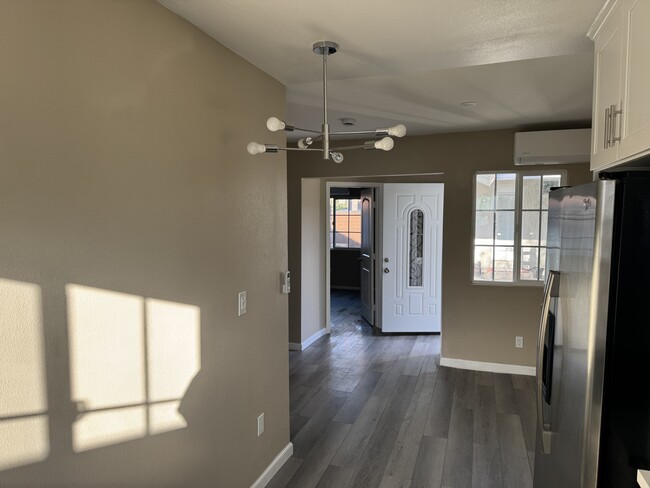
[158, 0, 603, 139]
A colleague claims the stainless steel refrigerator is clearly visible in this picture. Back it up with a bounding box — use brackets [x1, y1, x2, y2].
[534, 172, 650, 487]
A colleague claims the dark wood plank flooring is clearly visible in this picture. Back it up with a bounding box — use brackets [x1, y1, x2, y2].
[270, 290, 536, 488]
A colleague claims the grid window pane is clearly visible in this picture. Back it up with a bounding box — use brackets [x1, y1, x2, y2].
[521, 211, 540, 246]
[335, 199, 349, 212]
[475, 211, 494, 245]
[522, 176, 541, 210]
[540, 211, 548, 247]
[496, 174, 516, 209]
[335, 232, 349, 247]
[495, 211, 514, 245]
[474, 246, 493, 281]
[349, 214, 361, 234]
[476, 174, 495, 210]
[520, 247, 540, 281]
[336, 214, 350, 232]
[542, 175, 562, 210]
[348, 233, 361, 248]
[494, 247, 514, 282]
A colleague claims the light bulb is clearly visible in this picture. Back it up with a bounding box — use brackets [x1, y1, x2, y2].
[266, 116, 286, 132]
[375, 137, 394, 151]
[330, 152, 344, 164]
[247, 142, 266, 155]
[388, 124, 407, 138]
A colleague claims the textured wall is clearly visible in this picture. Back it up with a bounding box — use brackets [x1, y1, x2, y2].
[287, 130, 591, 366]
[0, 1, 289, 486]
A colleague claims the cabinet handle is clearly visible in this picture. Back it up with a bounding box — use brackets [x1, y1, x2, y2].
[604, 107, 611, 149]
[611, 103, 623, 144]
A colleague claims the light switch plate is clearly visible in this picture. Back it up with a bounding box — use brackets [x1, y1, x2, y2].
[515, 336, 524, 348]
[238, 291, 247, 316]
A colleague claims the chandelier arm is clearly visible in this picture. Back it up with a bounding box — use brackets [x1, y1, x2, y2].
[330, 130, 378, 136]
[328, 145, 367, 151]
[292, 127, 322, 134]
[282, 147, 322, 151]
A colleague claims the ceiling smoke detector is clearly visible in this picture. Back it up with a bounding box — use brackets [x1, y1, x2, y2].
[340, 118, 357, 126]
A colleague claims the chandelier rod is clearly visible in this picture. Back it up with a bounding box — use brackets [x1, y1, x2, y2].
[322, 47, 330, 160]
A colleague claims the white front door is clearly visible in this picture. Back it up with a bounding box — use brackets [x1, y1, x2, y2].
[381, 183, 444, 333]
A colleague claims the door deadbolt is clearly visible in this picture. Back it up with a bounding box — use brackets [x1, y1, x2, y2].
[384, 258, 389, 263]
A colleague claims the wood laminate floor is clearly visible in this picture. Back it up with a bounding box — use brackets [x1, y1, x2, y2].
[268, 290, 536, 488]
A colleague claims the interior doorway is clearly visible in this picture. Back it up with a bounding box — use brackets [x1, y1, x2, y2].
[325, 180, 444, 335]
[326, 182, 383, 335]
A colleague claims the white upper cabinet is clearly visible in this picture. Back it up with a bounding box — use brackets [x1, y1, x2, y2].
[589, 0, 650, 171]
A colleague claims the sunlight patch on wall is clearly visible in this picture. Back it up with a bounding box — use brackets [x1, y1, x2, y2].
[146, 299, 200, 433]
[0, 278, 49, 470]
[72, 407, 147, 452]
[66, 285, 201, 452]
[148, 401, 184, 435]
[0, 417, 49, 471]
[67, 286, 146, 411]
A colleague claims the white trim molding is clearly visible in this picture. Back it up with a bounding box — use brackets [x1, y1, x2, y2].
[440, 356, 536, 376]
[288, 327, 328, 351]
[250, 442, 294, 488]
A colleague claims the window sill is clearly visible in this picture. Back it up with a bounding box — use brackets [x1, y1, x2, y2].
[471, 280, 545, 288]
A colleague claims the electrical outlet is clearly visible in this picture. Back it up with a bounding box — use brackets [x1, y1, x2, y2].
[238, 291, 247, 316]
[515, 336, 524, 348]
[257, 413, 264, 437]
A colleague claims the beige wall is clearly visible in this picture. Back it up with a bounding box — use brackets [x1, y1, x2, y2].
[0, 1, 288, 487]
[287, 130, 591, 366]
[299, 178, 326, 344]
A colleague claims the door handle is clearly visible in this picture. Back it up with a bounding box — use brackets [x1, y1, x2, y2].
[604, 107, 611, 149]
[611, 103, 623, 144]
[383, 268, 390, 274]
[537, 270, 559, 454]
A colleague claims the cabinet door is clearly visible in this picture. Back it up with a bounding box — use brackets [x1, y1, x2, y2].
[591, 3, 624, 171]
[619, 0, 650, 160]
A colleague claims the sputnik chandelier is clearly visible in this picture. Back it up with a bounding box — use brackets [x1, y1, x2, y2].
[247, 41, 406, 164]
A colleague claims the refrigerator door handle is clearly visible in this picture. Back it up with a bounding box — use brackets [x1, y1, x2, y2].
[537, 270, 559, 454]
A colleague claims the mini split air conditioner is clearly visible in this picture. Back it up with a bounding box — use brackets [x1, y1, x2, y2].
[514, 128, 591, 165]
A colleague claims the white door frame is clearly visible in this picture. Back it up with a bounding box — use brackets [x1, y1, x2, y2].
[325, 181, 384, 333]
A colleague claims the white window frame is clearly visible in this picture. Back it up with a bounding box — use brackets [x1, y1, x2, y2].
[330, 197, 362, 249]
[471, 169, 567, 286]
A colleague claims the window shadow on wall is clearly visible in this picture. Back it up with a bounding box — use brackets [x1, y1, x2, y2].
[0, 280, 201, 472]
[0, 278, 50, 471]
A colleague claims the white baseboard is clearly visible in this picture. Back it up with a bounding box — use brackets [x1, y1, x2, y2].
[250, 442, 293, 488]
[440, 356, 536, 376]
[288, 328, 329, 351]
